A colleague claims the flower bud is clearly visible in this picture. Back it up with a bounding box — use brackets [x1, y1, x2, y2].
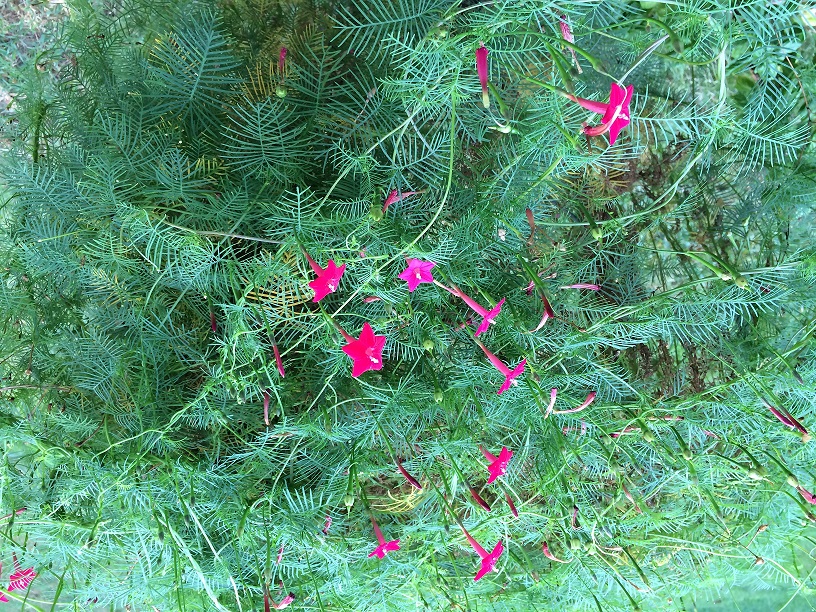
[275, 85, 287, 98]
[344, 494, 355, 508]
[787, 474, 800, 488]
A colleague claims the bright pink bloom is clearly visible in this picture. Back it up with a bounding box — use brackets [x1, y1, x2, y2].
[396, 458, 422, 490]
[342, 322, 386, 378]
[278, 47, 288, 73]
[7, 555, 36, 592]
[368, 516, 400, 559]
[559, 16, 582, 73]
[322, 514, 332, 535]
[498, 359, 526, 394]
[383, 189, 419, 212]
[475, 298, 505, 336]
[481, 446, 513, 484]
[568, 83, 633, 145]
[475, 43, 490, 108]
[461, 525, 503, 581]
[560, 283, 600, 290]
[474, 339, 526, 394]
[308, 259, 346, 302]
[398, 259, 436, 292]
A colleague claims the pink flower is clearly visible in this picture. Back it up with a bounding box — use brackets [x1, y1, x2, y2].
[476, 43, 490, 108]
[474, 338, 526, 394]
[560, 283, 600, 290]
[568, 83, 634, 145]
[475, 298, 505, 336]
[308, 259, 346, 302]
[7, 555, 36, 592]
[341, 322, 386, 378]
[398, 259, 435, 292]
[210, 311, 217, 332]
[498, 359, 526, 394]
[460, 525, 503, 581]
[559, 16, 582, 73]
[322, 514, 332, 535]
[368, 516, 400, 559]
[481, 446, 513, 484]
[382, 189, 419, 212]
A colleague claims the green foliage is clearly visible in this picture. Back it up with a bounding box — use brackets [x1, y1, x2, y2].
[1, 0, 815, 610]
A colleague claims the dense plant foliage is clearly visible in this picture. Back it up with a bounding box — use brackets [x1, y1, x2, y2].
[1, 0, 815, 609]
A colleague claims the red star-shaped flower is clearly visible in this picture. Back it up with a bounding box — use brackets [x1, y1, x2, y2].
[398, 259, 435, 292]
[309, 259, 346, 302]
[7, 564, 36, 592]
[498, 359, 526, 394]
[342, 322, 386, 377]
[369, 538, 401, 559]
[474, 540, 504, 581]
[568, 83, 634, 145]
[481, 446, 513, 484]
[474, 338, 526, 395]
[368, 515, 400, 559]
[475, 298, 505, 336]
[460, 525, 504, 581]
